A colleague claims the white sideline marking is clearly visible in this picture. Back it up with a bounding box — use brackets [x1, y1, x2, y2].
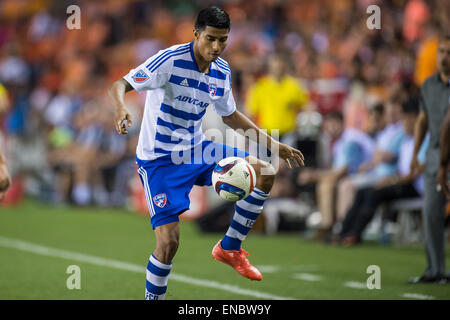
[344, 281, 367, 289]
[255, 265, 319, 273]
[0, 236, 296, 300]
[293, 273, 323, 282]
[402, 293, 435, 300]
[292, 265, 319, 272]
[256, 265, 280, 273]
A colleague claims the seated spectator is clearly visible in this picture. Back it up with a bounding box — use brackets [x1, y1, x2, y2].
[254, 109, 325, 234]
[297, 111, 376, 240]
[3, 82, 56, 202]
[91, 103, 139, 207]
[334, 97, 405, 234]
[334, 97, 428, 246]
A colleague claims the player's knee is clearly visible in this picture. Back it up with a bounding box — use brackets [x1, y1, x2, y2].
[256, 162, 275, 189]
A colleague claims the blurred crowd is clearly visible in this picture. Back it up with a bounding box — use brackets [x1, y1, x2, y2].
[0, 0, 448, 243]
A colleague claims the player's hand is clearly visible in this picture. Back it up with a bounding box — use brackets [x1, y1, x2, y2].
[114, 106, 132, 135]
[278, 142, 305, 169]
[437, 166, 450, 199]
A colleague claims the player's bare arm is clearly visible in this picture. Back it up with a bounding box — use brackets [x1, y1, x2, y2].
[222, 110, 305, 168]
[108, 78, 134, 135]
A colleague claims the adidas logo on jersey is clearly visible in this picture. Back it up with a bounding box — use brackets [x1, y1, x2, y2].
[180, 78, 189, 87]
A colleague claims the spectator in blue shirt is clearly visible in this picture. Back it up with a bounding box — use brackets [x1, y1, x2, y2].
[297, 111, 377, 240]
[334, 97, 428, 246]
[335, 98, 405, 232]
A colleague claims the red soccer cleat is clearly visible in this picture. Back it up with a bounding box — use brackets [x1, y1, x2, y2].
[212, 240, 262, 281]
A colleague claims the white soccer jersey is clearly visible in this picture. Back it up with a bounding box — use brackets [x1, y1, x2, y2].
[123, 42, 236, 160]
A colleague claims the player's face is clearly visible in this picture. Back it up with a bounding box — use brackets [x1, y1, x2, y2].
[194, 26, 229, 62]
[437, 40, 450, 75]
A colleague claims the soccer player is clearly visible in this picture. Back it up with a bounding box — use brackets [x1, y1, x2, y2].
[108, 7, 304, 300]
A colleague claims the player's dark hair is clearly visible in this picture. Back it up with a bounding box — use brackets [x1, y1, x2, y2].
[195, 7, 231, 31]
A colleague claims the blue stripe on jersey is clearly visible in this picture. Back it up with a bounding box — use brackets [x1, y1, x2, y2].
[169, 75, 224, 97]
[215, 59, 228, 68]
[173, 59, 197, 71]
[197, 81, 224, 96]
[243, 194, 265, 206]
[215, 59, 231, 72]
[153, 148, 172, 154]
[160, 103, 206, 121]
[155, 132, 182, 144]
[145, 281, 167, 295]
[169, 75, 198, 89]
[146, 44, 190, 70]
[157, 117, 196, 134]
[155, 132, 199, 145]
[173, 59, 227, 80]
[214, 62, 230, 73]
[217, 57, 230, 68]
[235, 205, 260, 220]
[188, 42, 201, 72]
[147, 262, 171, 277]
[206, 68, 226, 80]
[145, 45, 189, 70]
[149, 49, 190, 73]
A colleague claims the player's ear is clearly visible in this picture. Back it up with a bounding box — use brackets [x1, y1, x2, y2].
[193, 29, 200, 40]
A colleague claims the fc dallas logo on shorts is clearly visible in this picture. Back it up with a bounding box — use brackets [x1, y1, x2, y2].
[153, 193, 167, 208]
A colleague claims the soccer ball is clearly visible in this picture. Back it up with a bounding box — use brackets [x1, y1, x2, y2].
[211, 157, 257, 201]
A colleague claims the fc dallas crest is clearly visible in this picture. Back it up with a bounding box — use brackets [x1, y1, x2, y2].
[208, 83, 217, 97]
[153, 193, 167, 208]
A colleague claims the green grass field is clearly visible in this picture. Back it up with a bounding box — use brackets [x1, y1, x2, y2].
[0, 199, 449, 300]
